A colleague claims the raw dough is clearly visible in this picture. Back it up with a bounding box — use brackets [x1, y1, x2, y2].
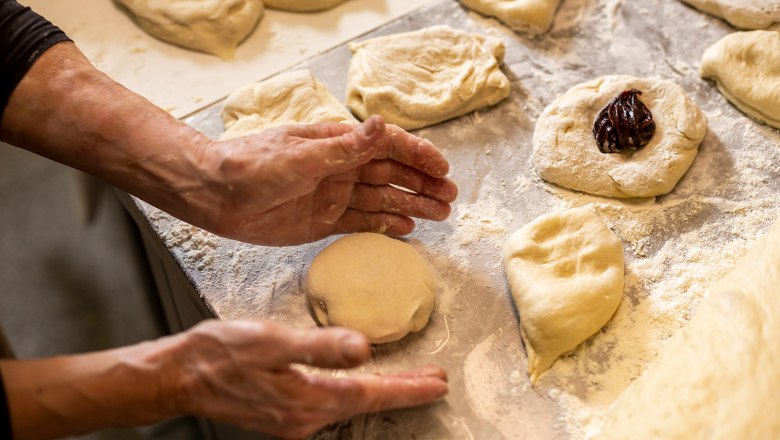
[533, 75, 707, 198]
[700, 31, 780, 129]
[503, 207, 624, 383]
[264, 0, 347, 11]
[678, 0, 780, 29]
[115, 0, 264, 59]
[305, 233, 436, 344]
[220, 69, 356, 140]
[459, 0, 561, 34]
[345, 25, 510, 130]
[598, 219, 780, 439]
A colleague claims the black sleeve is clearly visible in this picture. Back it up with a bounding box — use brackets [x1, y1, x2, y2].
[0, 0, 71, 122]
[0, 367, 10, 440]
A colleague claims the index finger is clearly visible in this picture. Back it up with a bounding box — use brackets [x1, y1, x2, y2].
[375, 124, 450, 178]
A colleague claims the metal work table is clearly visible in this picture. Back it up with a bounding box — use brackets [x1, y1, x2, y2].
[121, 0, 780, 438]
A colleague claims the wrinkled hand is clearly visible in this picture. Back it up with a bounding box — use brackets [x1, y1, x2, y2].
[201, 116, 457, 245]
[172, 320, 448, 438]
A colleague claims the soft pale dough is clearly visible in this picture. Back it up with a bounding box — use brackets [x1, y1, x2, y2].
[533, 75, 707, 198]
[305, 233, 436, 344]
[459, 0, 561, 34]
[116, 0, 264, 59]
[264, 0, 347, 11]
[678, 0, 780, 29]
[599, 219, 780, 439]
[345, 25, 510, 130]
[503, 207, 624, 383]
[220, 70, 356, 140]
[700, 31, 780, 129]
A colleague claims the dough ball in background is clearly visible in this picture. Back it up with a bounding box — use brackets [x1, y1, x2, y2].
[532, 75, 707, 198]
[678, 0, 780, 30]
[220, 69, 356, 140]
[598, 219, 780, 439]
[264, 0, 348, 12]
[345, 25, 511, 130]
[305, 233, 436, 344]
[700, 30, 780, 130]
[459, 0, 562, 35]
[503, 207, 624, 383]
[115, 0, 264, 59]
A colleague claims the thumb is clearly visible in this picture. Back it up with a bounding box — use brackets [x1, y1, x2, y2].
[291, 116, 387, 178]
[281, 326, 371, 369]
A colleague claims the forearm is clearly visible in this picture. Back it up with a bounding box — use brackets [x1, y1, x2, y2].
[0, 42, 221, 229]
[0, 335, 186, 439]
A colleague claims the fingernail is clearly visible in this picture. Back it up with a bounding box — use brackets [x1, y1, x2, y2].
[342, 334, 368, 363]
[435, 382, 449, 398]
[360, 116, 381, 137]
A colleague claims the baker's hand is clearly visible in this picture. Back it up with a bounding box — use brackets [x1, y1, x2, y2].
[200, 116, 457, 245]
[171, 320, 448, 438]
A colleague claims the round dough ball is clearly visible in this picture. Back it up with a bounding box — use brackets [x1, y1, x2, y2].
[305, 233, 436, 344]
[116, 0, 264, 59]
[265, 0, 347, 12]
[459, 0, 562, 35]
[533, 75, 707, 198]
[678, 0, 780, 30]
[700, 30, 780, 129]
[220, 70, 356, 140]
[346, 25, 510, 130]
[503, 207, 624, 382]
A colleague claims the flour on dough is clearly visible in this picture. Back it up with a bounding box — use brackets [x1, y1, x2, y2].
[264, 0, 347, 11]
[700, 31, 780, 129]
[305, 233, 436, 344]
[533, 75, 707, 198]
[220, 70, 356, 140]
[503, 207, 624, 383]
[598, 219, 780, 439]
[459, 0, 561, 34]
[346, 25, 510, 130]
[116, 0, 263, 59]
[678, 0, 780, 29]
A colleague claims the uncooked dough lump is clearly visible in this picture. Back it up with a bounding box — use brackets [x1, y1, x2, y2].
[503, 207, 624, 383]
[700, 31, 780, 129]
[264, 0, 347, 11]
[678, 0, 780, 29]
[533, 75, 707, 198]
[346, 25, 510, 130]
[459, 0, 561, 34]
[305, 233, 436, 344]
[220, 69, 356, 140]
[116, 0, 264, 59]
[598, 219, 780, 439]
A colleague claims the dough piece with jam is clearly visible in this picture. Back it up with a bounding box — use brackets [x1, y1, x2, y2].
[265, 0, 347, 12]
[678, 0, 780, 30]
[533, 75, 707, 198]
[346, 25, 510, 130]
[599, 219, 780, 439]
[700, 31, 780, 129]
[306, 233, 436, 344]
[503, 207, 624, 383]
[220, 69, 356, 140]
[460, 0, 561, 34]
[116, 0, 264, 59]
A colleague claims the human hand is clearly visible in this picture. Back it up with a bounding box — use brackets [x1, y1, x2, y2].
[197, 116, 457, 245]
[169, 320, 448, 438]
